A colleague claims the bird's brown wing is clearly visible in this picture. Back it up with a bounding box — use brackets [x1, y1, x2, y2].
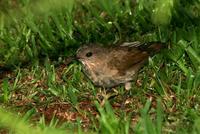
[108, 42, 163, 75]
[108, 46, 149, 75]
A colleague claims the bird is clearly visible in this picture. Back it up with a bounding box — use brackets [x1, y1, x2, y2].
[76, 41, 163, 90]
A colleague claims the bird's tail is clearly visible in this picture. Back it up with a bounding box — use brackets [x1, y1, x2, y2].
[139, 42, 165, 55]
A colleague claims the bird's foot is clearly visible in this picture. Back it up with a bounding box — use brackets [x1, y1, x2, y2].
[125, 82, 132, 91]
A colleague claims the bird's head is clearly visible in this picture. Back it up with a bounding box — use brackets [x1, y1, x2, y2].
[76, 44, 104, 63]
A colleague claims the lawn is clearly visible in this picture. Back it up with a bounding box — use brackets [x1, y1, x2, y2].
[0, 0, 200, 133]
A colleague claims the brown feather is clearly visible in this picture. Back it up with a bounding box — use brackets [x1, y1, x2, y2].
[108, 46, 148, 74]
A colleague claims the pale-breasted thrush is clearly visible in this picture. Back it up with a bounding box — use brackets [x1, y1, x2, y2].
[76, 42, 163, 89]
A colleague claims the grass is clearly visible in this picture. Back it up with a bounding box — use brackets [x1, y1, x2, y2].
[0, 0, 200, 133]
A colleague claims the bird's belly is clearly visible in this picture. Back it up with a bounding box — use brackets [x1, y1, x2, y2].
[93, 73, 135, 88]
[84, 68, 135, 88]
[82, 62, 137, 88]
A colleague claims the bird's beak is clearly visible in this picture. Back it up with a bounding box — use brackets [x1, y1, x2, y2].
[75, 54, 83, 61]
[75, 55, 80, 60]
[65, 56, 77, 65]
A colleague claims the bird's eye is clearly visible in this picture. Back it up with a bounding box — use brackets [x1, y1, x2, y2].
[86, 52, 93, 57]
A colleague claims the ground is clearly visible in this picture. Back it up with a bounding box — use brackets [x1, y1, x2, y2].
[0, 0, 200, 134]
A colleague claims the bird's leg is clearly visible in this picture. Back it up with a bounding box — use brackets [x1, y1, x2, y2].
[125, 82, 132, 91]
[121, 82, 132, 109]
